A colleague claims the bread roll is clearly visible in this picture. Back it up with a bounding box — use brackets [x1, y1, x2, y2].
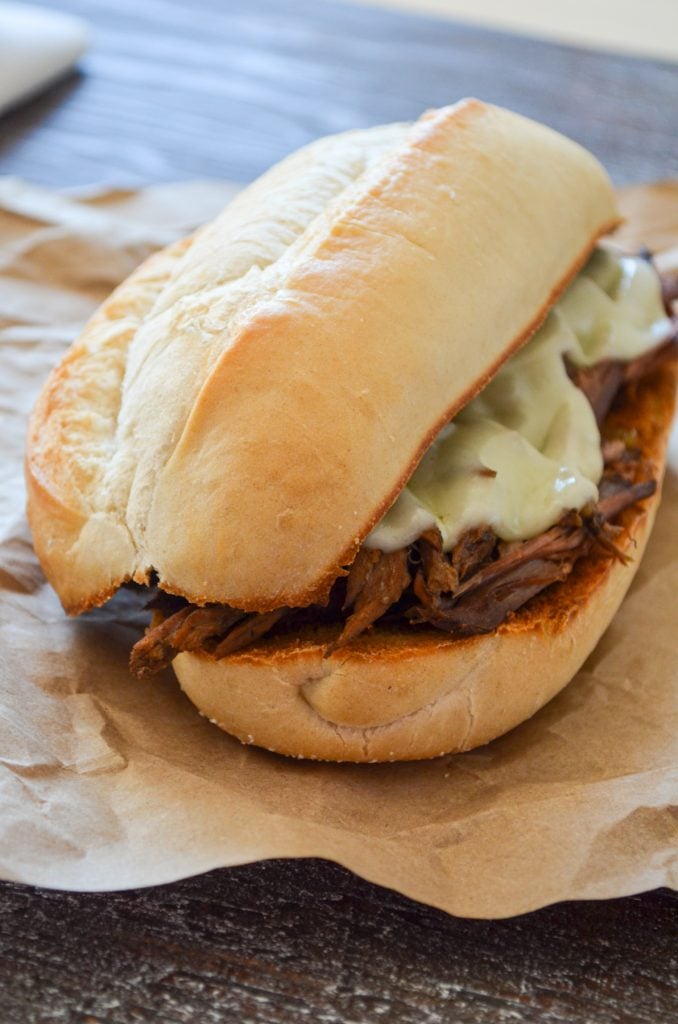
[27, 98, 674, 764]
[172, 365, 675, 761]
[26, 99, 618, 615]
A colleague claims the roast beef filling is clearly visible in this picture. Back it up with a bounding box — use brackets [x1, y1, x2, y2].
[131, 253, 676, 677]
[130, 333, 675, 679]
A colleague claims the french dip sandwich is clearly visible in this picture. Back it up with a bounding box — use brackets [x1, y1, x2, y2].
[26, 100, 677, 761]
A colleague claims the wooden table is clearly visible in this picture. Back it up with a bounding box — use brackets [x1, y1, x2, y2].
[1, 864, 676, 1023]
[1, 1, 677, 1021]
[2, 0, 677, 187]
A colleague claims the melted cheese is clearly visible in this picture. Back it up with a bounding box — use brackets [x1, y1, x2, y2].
[366, 250, 672, 552]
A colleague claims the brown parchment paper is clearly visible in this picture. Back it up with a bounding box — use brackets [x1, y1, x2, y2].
[0, 176, 676, 919]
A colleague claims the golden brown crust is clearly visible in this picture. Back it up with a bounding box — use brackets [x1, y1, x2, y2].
[25, 100, 619, 614]
[25, 239, 194, 615]
[174, 364, 676, 761]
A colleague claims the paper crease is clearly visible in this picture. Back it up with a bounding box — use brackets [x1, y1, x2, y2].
[0, 178, 676, 918]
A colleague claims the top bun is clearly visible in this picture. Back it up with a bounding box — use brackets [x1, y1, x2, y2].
[26, 99, 619, 615]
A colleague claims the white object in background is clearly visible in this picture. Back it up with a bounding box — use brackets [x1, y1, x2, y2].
[0, 3, 89, 116]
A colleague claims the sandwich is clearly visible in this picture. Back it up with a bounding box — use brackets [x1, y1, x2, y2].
[26, 100, 677, 762]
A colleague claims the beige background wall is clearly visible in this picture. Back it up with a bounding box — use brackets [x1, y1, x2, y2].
[352, 0, 678, 60]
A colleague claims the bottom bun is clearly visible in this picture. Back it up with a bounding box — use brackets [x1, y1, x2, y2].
[173, 367, 675, 762]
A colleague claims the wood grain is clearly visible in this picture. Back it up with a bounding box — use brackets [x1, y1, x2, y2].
[1, 2, 677, 1021]
[0, 864, 676, 1024]
[0, 0, 676, 188]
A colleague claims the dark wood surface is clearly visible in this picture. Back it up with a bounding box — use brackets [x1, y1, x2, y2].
[1, 1, 677, 1021]
[1, 865, 677, 1024]
[1, 0, 677, 187]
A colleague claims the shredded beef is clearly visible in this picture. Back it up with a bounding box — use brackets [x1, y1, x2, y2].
[325, 548, 410, 655]
[130, 606, 191, 678]
[596, 476, 656, 518]
[130, 604, 245, 678]
[568, 359, 626, 426]
[343, 547, 382, 609]
[451, 526, 496, 582]
[411, 524, 497, 619]
[406, 478, 655, 637]
[411, 557, 575, 635]
[451, 514, 585, 603]
[212, 609, 288, 658]
[130, 471, 656, 675]
[569, 338, 677, 425]
[130, 321, 674, 677]
[418, 528, 459, 594]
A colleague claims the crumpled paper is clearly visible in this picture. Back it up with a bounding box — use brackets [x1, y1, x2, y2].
[0, 176, 676, 919]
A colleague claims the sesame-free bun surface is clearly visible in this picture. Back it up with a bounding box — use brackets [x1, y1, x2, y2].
[175, 365, 676, 762]
[26, 99, 619, 615]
